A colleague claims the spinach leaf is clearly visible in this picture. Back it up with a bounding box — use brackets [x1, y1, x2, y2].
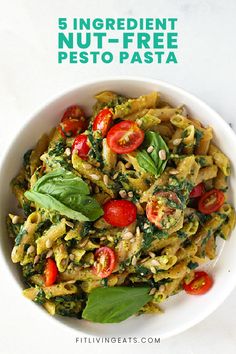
[34, 289, 46, 305]
[22, 201, 34, 216]
[82, 286, 151, 323]
[25, 169, 103, 221]
[80, 221, 93, 237]
[135, 265, 151, 276]
[194, 129, 203, 146]
[87, 131, 103, 166]
[36, 220, 52, 235]
[187, 261, 199, 270]
[48, 141, 65, 156]
[22, 260, 45, 278]
[15, 226, 27, 246]
[137, 131, 169, 177]
[137, 215, 168, 249]
[23, 149, 32, 168]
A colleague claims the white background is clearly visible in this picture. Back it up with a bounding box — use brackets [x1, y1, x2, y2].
[0, 0, 236, 353]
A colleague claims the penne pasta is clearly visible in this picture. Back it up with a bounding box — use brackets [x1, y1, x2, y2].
[208, 143, 231, 176]
[36, 219, 66, 255]
[8, 90, 235, 322]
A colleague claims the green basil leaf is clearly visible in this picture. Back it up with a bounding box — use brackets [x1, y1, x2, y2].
[82, 286, 151, 323]
[136, 150, 157, 176]
[25, 191, 89, 221]
[33, 169, 90, 196]
[61, 194, 103, 221]
[25, 168, 104, 221]
[137, 131, 169, 177]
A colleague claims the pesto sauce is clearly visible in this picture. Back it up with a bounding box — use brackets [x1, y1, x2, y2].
[154, 176, 193, 206]
[22, 259, 45, 278]
[48, 141, 65, 156]
[55, 303, 81, 318]
[137, 215, 168, 250]
[92, 95, 127, 114]
[80, 221, 93, 237]
[106, 95, 127, 108]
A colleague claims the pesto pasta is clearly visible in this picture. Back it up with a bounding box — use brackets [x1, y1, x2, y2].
[7, 90, 235, 323]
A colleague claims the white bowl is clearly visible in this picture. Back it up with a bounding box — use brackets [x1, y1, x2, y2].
[0, 76, 236, 339]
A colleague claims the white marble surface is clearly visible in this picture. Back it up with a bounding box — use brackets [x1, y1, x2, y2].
[1, 0, 236, 353]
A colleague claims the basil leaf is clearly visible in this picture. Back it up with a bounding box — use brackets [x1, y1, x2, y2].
[136, 150, 157, 176]
[82, 286, 151, 323]
[25, 169, 103, 221]
[137, 131, 169, 177]
[25, 191, 89, 221]
[33, 169, 89, 196]
[62, 194, 104, 221]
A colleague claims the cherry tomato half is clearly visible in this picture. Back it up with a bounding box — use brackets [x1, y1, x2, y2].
[58, 118, 88, 138]
[61, 104, 85, 122]
[146, 191, 182, 230]
[107, 120, 144, 154]
[103, 199, 137, 227]
[183, 271, 213, 295]
[44, 258, 58, 287]
[190, 183, 205, 198]
[92, 246, 116, 278]
[92, 108, 113, 137]
[72, 134, 90, 160]
[198, 189, 225, 214]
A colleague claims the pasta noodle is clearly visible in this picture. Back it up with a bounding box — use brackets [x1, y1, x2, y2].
[36, 219, 66, 255]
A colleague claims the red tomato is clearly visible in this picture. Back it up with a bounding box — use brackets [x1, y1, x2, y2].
[58, 118, 88, 138]
[190, 183, 205, 198]
[92, 108, 113, 137]
[103, 199, 137, 227]
[92, 246, 116, 278]
[183, 271, 213, 295]
[61, 104, 85, 122]
[72, 134, 90, 160]
[107, 120, 144, 154]
[198, 189, 225, 214]
[44, 258, 58, 287]
[146, 191, 182, 230]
